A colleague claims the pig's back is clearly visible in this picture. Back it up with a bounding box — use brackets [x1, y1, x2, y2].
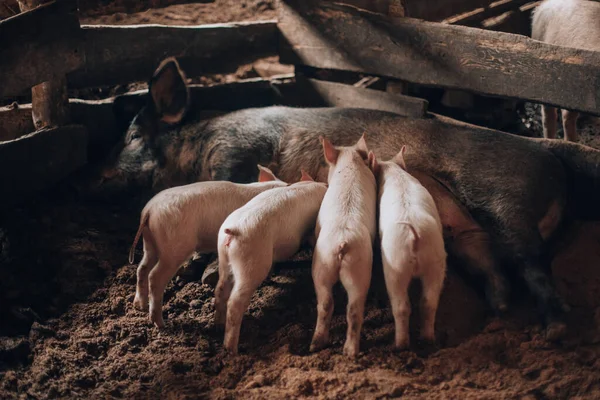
[532, 0, 600, 51]
[147, 181, 263, 247]
[379, 167, 441, 236]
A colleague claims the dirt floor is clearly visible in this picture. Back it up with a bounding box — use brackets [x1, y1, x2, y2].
[3, 1, 600, 399]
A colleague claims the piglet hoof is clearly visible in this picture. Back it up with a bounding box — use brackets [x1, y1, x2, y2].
[545, 321, 567, 342]
[223, 344, 239, 357]
[201, 262, 220, 287]
[342, 343, 359, 359]
[150, 313, 165, 329]
[309, 336, 329, 353]
[133, 295, 148, 312]
[393, 340, 410, 352]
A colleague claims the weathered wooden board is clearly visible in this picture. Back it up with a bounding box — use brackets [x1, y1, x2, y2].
[67, 21, 278, 88]
[0, 75, 296, 160]
[481, 1, 539, 35]
[0, 125, 88, 205]
[278, 0, 600, 115]
[0, 103, 32, 141]
[293, 76, 427, 117]
[443, 0, 532, 26]
[0, 0, 83, 98]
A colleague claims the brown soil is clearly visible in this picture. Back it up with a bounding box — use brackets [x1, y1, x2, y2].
[2, 1, 600, 399]
[1, 183, 600, 399]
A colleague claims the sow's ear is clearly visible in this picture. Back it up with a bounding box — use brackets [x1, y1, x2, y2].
[257, 164, 278, 182]
[300, 169, 315, 182]
[393, 145, 408, 170]
[321, 136, 340, 165]
[355, 132, 369, 159]
[149, 57, 190, 124]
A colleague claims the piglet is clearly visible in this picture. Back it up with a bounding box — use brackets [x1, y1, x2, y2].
[129, 165, 287, 328]
[310, 134, 377, 358]
[214, 171, 328, 355]
[372, 146, 447, 349]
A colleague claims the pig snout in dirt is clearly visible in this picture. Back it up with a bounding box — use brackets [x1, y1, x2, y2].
[128, 165, 287, 328]
[310, 134, 377, 358]
[214, 172, 327, 355]
[532, 0, 600, 141]
[373, 147, 447, 351]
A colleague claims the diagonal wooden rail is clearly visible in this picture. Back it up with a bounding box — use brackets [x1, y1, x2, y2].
[278, 0, 600, 115]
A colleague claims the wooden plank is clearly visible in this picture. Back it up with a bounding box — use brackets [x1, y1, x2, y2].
[443, 0, 531, 26]
[293, 76, 427, 117]
[67, 21, 278, 88]
[0, 0, 83, 98]
[0, 75, 296, 160]
[278, 0, 600, 115]
[18, 0, 71, 129]
[481, 2, 539, 35]
[0, 125, 88, 205]
[0, 103, 32, 141]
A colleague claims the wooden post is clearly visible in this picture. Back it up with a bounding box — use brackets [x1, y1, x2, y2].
[17, 0, 71, 129]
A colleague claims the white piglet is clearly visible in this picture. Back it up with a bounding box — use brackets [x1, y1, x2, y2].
[129, 165, 287, 328]
[372, 146, 447, 350]
[310, 134, 377, 358]
[215, 172, 328, 355]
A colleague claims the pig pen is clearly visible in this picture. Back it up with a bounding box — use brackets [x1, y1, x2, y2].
[3, 0, 600, 398]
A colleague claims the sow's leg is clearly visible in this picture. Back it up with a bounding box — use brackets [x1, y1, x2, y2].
[414, 172, 509, 313]
[513, 235, 570, 341]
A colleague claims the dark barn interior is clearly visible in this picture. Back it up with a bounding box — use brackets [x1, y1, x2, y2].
[2, 0, 600, 398]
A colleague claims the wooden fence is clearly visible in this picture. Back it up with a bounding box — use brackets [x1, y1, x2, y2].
[0, 0, 597, 204]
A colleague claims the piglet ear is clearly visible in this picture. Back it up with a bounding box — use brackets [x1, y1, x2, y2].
[367, 151, 379, 175]
[355, 132, 369, 154]
[300, 169, 315, 182]
[149, 57, 190, 125]
[257, 164, 278, 182]
[321, 136, 340, 165]
[393, 145, 408, 170]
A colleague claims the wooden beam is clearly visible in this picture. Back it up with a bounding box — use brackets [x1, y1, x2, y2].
[278, 0, 600, 115]
[0, 0, 83, 98]
[293, 76, 427, 117]
[0, 125, 88, 205]
[0, 75, 296, 160]
[481, 2, 539, 35]
[67, 21, 278, 88]
[17, 0, 72, 129]
[443, 0, 530, 26]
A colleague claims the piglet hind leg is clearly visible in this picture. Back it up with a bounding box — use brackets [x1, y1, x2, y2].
[213, 271, 233, 329]
[340, 261, 371, 358]
[383, 262, 412, 351]
[418, 261, 446, 350]
[133, 238, 158, 312]
[310, 258, 339, 353]
[148, 258, 183, 328]
[223, 261, 271, 355]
